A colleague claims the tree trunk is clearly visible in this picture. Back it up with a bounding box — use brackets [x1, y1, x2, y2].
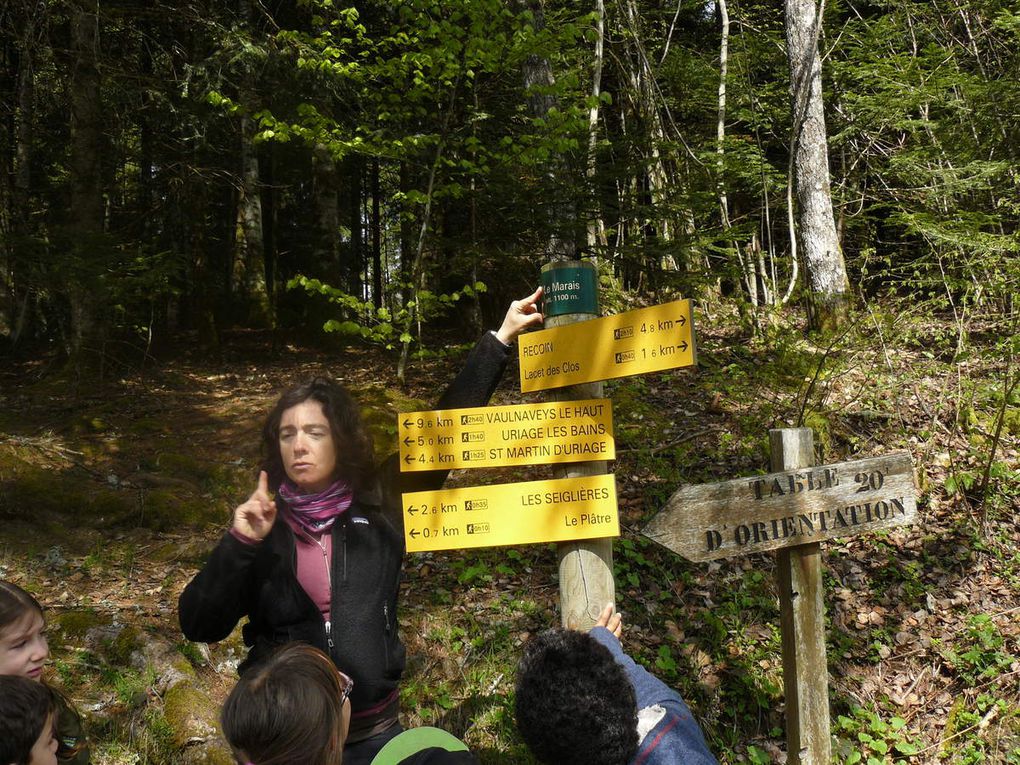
[237, 114, 274, 327]
[67, 0, 104, 364]
[371, 158, 382, 310]
[623, 0, 673, 257]
[0, 13, 34, 341]
[716, 0, 756, 308]
[312, 142, 341, 274]
[517, 0, 575, 261]
[585, 0, 608, 256]
[344, 155, 364, 297]
[785, 0, 848, 331]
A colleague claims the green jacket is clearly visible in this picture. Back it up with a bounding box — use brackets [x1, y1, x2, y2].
[54, 691, 90, 765]
[371, 727, 477, 765]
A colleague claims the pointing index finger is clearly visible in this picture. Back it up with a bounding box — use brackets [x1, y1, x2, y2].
[256, 470, 269, 497]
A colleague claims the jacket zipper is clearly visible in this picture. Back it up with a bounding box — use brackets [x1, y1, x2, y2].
[294, 526, 336, 656]
[340, 523, 348, 583]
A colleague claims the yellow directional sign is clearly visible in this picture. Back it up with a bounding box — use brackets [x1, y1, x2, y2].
[398, 399, 614, 471]
[402, 474, 619, 552]
[518, 299, 696, 393]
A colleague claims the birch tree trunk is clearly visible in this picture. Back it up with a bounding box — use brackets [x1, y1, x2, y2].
[623, 0, 671, 250]
[716, 0, 759, 308]
[785, 0, 848, 331]
[585, 0, 607, 255]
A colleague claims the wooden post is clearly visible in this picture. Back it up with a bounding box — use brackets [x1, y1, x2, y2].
[543, 260, 615, 630]
[770, 428, 831, 765]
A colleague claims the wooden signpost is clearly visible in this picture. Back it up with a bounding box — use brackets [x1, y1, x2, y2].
[396, 272, 701, 631]
[518, 299, 696, 393]
[643, 430, 918, 765]
[402, 474, 619, 553]
[641, 450, 916, 561]
[397, 400, 615, 471]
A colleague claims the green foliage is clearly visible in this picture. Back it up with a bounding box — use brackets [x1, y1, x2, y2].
[290, 274, 488, 350]
[833, 706, 923, 764]
[941, 693, 1019, 764]
[939, 614, 1016, 687]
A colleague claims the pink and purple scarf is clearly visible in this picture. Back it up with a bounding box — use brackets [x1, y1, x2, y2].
[278, 479, 353, 536]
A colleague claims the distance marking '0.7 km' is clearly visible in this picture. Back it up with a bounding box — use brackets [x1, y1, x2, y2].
[402, 474, 619, 553]
[641, 451, 917, 562]
[397, 399, 614, 471]
[518, 299, 696, 393]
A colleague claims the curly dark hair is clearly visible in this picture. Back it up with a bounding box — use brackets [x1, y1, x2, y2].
[0, 676, 54, 765]
[261, 377, 376, 493]
[515, 629, 639, 765]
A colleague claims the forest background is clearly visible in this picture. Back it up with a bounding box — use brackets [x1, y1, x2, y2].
[0, 0, 1018, 763]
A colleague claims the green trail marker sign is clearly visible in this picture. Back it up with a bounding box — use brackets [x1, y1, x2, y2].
[541, 259, 599, 317]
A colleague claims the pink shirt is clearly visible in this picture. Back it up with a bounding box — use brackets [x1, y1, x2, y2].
[284, 514, 333, 621]
[230, 520, 332, 621]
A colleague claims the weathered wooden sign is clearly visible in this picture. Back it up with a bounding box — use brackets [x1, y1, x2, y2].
[518, 300, 696, 393]
[402, 474, 618, 553]
[642, 451, 917, 562]
[397, 400, 614, 471]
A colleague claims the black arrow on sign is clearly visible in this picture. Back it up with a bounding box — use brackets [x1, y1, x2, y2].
[676, 315, 687, 327]
[403, 436, 414, 447]
[403, 419, 413, 429]
[404, 454, 415, 464]
[406, 505, 419, 516]
[678, 340, 689, 352]
[409, 528, 420, 539]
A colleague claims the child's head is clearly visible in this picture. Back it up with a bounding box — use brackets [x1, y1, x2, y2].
[0, 675, 58, 765]
[515, 628, 639, 765]
[221, 643, 352, 765]
[0, 581, 48, 680]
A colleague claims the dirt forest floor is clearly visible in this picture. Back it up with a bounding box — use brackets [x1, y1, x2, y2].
[0, 303, 1018, 764]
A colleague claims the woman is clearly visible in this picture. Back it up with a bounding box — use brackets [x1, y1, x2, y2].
[179, 288, 543, 765]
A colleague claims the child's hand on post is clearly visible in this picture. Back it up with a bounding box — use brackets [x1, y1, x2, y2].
[596, 603, 623, 639]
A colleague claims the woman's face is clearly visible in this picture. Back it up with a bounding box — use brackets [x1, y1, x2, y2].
[0, 610, 48, 679]
[28, 711, 59, 765]
[279, 400, 338, 493]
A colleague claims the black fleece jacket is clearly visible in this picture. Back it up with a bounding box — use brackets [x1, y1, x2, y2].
[178, 333, 511, 714]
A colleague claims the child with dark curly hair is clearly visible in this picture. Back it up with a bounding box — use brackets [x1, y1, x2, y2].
[515, 605, 716, 765]
[0, 675, 59, 765]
